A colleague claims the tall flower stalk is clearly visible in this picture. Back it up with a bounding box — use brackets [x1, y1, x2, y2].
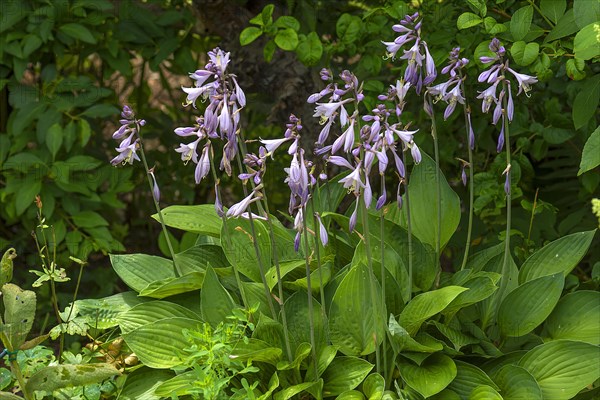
[111, 105, 182, 276]
[476, 38, 537, 313]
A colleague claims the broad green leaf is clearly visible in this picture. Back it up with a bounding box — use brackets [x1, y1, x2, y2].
[2, 284, 36, 349]
[492, 364, 542, 400]
[457, 12, 482, 30]
[545, 290, 600, 344]
[448, 361, 498, 399]
[545, 9, 578, 42]
[573, 75, 600, 131]
[498, 273, 563, 337]
[430, 321, 478, 352]
[222, 218, 271, 283]
[110, 254, 176, 292]
[468, 385, 501, 400]
[273, 380, 323, 400]
[152, 205, 222, 237]
[230, 338, 282, 365]
[329, 263, 385, 356]
[25, 364, 119, 393]
[510, 41, 539, 66]
[274, 28, 298, 50]
[399, 286, 467, 336]
[138, 272, 204, 299]
[118, 367, 175, 400]
[123, 317, 201, 368]
[388, 315, 443, 353]
[296, 31, 323, 66]
[72, 211, 109, 228]
[265, 259, 304, 290]
[465, 243, 504, 271]
[336, 390, 365, 399]
[430, 389, 461, 400]
[0, 392, 23, 400]
[273, 16, 300, 30]
[117, 301, 200, 335]
[15, 180, 41, 216]
[519, 340, 600, 399]
[362, 373, 385, 400]
[574, 22, 600, 60]
[398, 353, 456, 398]
[397, 153, 461, 250]
[579, 126, 600, 175]
[519, 230, 596, 283]
[574, 0, 600, 29]
[240, 26, 262, 46]
[74, 291, 146, 329]
[58, 23, 97, 44]
[201, 266, 235, 327]
[306, 345, 338, 379]
[510, 6, 533, 41]
[322, 356, 373, 397]
[477, 253, 519, 330]
[540, 0, 566, 24]
[443, 276, 498, 316]
[174, 244, 228, 275]
[46, 123, 62, 158]
[154, 371, 196, 398]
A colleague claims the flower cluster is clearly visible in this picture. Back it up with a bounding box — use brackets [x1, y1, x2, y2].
[477, 38, 538, 152]
[382, 12, 436, 93]
[175, 48, 246, 180]
[110, 105, 145, 166]
[427, 47, 470, 121]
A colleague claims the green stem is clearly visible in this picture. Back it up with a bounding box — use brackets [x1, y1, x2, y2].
[379, 174, 389, 386]
[402, 150, 414, 301]
[137, 142, 182, 277]
[460, 104, 475, 271]
[0, 332, 32, 400]
[260, 188, 293, 362]
[427, 98, 442, 286]
[234, 155, 277, 320]
[209, 149, 249, 310]
[498, 81, 513, 317]
[301, 205, 319, 377]
[310, 192, 329, 342]
[526, 0, 555, 28]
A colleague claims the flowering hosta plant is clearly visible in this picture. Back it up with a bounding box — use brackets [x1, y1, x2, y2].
[15, 9, 597, 400]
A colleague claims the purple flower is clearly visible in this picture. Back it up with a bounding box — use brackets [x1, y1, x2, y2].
[316, 213, 328, 246]
[195, 143, 211, 183]
[349, 201, 359, 232]
[175, 139, 201, 165]
[477, 81, 500, 113]
[227, 191, 261, 218]
[376, 186, 387, 210]
[149, 168, 160, 202]
[339, 162, 365, 194]
[461, 166, 467, 187]
[506, 67, 537, 96]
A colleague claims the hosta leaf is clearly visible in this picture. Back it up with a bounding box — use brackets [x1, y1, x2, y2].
[118, 367, 175, 400]
[284, 291, 327, 356]
[545, 290, 600, 344]
[123, 317, 201, 368]
[399, 286, 468, 336]
[518, 340, 600, 400]
[201, 266, 236, 327]
[468, 385, 502, 400]
[230, 338, 282, 365]
[519, 230, 596, 283]
[362, 373, 385, 400]
[174, 244, 228, 274]
[138, 272, 204, 299]
[498, 273, 564, 337]
[110, 254, 175, 292]
[398, 353, 456, 398]
[322, 356, 373, 397]
[117, 301, 200, 335]
[222, 218, 271, 283]
[25, 364, 119, 393]
[152, 205, 222, 237]
[329, 263, 385, 356]
[492, 364, 542, 400]
[448, 361, 498, 399]
[74, 291, 146, 329]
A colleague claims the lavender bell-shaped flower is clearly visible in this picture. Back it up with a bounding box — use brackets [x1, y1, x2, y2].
[110, 105, 143, 166]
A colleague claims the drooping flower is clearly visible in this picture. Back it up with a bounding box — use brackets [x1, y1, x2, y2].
[148, 167, 160, 202]
[110, 105, 143, 166]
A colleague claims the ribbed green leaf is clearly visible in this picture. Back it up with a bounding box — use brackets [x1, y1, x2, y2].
[545, 290, 600, 344]
[25, 364, 119, 393]
[399, 286, 467, 336]
[230, 338, 282, 365]
[138, 272, 204, 299]
[498, 273, 564, 337]
[284, 292, 327, 356]
[154, 371, 196, 398]
[74, 291, 146, 329]
[448, 361, 498, 399]
[123, 317, 201, 368]
[519, 230, 596, 283]
[152, 205, 222, 237]
[329, 263, 385, 356]
[398, 353, 456, 398]
[492, 364, 542, 400]
[468, 385, 502, 400]
[117, 301, 200, 335]
[519, 340, 600, 400]
[174, 244, 228, 274]
[322, 356, 373, 397]
[362, 373, 384, 400]
[119, 367, 175, 400]
[222, 218, 271, 283]
[389, 315, 443, 353]
[201, 266, 236, 327]
[110, 254, 175, 292]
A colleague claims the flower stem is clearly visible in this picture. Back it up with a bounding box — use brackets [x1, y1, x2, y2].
[402, 150, 414, 301]
[137, 142, 182, 277]
[379, 174, 389, 386]
[498, 81, 513, 316]
[459, 92, 475, 271]
[427, 98, 442, 286]
[209, 150, 249, 311]
[310, 196, 328, 342]
[301, 205, 319, 377]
